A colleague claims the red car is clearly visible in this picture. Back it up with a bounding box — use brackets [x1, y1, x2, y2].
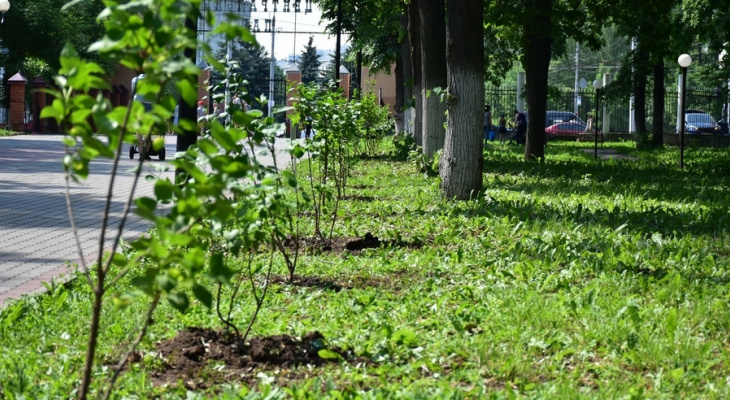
[545, 122, 587, 135]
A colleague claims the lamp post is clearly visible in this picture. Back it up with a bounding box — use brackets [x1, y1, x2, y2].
[678, 53, 692, 169]
[0, 0, 9, 24]
[593, 79, 603, 161]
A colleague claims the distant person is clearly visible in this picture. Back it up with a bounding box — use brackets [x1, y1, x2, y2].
[584, 113, 593, 133]
[511, 109, 526, 145]
[196, 100, 206, 135]
[484, 105, 492, 142]
[498, 113, 507, 143]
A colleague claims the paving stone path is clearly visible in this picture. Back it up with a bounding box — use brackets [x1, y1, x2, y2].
[0, 134, 293, 306]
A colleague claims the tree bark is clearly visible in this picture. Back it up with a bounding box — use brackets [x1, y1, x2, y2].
[440, 0, 483, 200]
[523, 0, 551, 162]
[419, 0, 447, 158]
[407, 1, 423, 146]
[634, 47, 648, 137]
[400, 12, 413, 137]
[394, 53, 405, 136]
[651, 60, 664, 147]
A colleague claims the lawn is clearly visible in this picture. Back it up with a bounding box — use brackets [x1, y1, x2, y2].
[2, 139, 730, 399]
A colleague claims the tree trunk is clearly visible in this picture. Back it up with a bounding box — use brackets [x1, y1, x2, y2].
[523, 0, 551, 161]
[419, 0, 447, 158]
[394, 54, 405, 136]
[400, 12, 413, 137]
[651, 60, 664, 147]
[440, 0, 483, 200]
[634, 47, 648, 137]
[407, 1, 423, 146]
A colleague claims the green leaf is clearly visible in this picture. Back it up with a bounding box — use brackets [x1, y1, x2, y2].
[176, 79, 198, 106]
[167, 292, 190, 312]
[131, 276, 155, 295]
[192, 285, 213, 308]
[154, 179, 175, 201]
[317, 349, 344, 361]
[208, 252, 233, 284]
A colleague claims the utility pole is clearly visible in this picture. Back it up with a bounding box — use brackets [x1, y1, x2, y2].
[268, 15, 275, 117]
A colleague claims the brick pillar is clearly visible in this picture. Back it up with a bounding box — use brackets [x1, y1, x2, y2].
[32, 77, 48, 133]
[285, 66, 302, 138]
[339, 66, 351, 100]
[8, 72, 27, 132]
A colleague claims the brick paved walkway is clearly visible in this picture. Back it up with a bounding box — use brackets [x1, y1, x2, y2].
[0, 134, 294, 306]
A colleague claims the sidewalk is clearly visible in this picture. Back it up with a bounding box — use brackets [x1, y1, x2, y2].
[0, 135, 294, 306]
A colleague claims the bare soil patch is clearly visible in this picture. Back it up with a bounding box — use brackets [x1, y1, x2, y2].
[149, 328, 368, 389]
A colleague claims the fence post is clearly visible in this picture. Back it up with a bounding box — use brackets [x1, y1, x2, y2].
[676, 74, 684, 134]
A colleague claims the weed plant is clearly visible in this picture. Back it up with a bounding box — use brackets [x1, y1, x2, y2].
[4, 140, 730, 399]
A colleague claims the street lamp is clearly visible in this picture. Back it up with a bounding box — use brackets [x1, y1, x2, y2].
[678, 53, 692, 169]
[593, 79, 603, 160]
[0, 0, 9, 24]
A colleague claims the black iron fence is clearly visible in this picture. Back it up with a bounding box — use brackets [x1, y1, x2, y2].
[485, 84, 730, 133]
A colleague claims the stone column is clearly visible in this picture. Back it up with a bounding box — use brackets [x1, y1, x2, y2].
[8, 72, 27, 132]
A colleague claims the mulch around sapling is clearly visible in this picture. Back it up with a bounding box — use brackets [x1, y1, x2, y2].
[149, 328, 368, 389]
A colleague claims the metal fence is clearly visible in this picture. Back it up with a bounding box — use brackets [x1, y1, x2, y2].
[485, 84, 730, 133]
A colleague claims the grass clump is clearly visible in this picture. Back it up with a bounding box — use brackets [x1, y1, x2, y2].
[3, 140, 730, 398]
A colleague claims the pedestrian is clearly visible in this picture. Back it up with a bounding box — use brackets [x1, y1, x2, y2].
[511, 109, 527, 145]
[584, 113, 593, 133]
[196, 100, 206, 135]
[484, 105, 492, 142]
[498, 113, 507, 143]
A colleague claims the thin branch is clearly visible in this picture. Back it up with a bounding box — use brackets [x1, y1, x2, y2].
[100, 292, 161, 400]
[241, 240, 275, 343]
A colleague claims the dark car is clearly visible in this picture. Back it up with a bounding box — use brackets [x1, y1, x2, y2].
[684, 110, 720, 134]
[545, 122, 587, 135]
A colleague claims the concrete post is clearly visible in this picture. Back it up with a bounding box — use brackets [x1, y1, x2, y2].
[516, 72, 526, 112]
[602, 73, 612, 135]
[8, 72, 27, 132]
[677, 74, 683, 134]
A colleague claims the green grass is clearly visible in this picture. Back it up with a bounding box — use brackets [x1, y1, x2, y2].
[0, 128, 22, 137]
[3, 140, 730, 399]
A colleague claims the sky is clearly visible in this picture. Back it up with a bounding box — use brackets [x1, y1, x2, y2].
[248, 3, 346, 64]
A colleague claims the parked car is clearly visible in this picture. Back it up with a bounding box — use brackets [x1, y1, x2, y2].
[545, 122, 588, 135]
[524, 110, 586, 128]
[684, 110, 720, 134]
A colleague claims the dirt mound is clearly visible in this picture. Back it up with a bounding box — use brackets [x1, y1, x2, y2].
[150, 328, 363, 389]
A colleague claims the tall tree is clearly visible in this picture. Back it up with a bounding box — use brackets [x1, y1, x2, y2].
[440, 0, 484, 199]
[486, 0, 608, 161]
[407, 0, 424, 146]
[419, 0, 447, 158]
[298, 36, 322, 84]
